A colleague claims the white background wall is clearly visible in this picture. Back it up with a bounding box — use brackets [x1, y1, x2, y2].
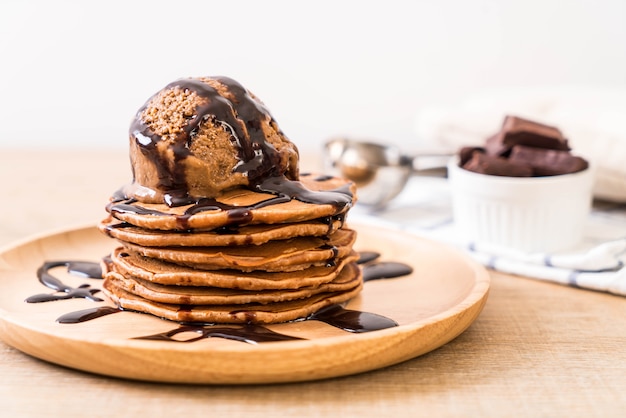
[1, 0, 625, 154]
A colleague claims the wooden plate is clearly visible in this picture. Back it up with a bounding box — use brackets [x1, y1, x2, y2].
[0, 223, 490, 384]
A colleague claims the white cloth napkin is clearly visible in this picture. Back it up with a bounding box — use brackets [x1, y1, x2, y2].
[350, 176, 626, 296]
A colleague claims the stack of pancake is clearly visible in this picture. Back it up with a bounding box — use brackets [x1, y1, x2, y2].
[99, 173, 360, 324]
[98, 76, 361, 324]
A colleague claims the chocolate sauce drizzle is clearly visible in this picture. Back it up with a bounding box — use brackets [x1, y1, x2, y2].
[27, 252, 412, 344]
[357, 251, 414, 282]
[362, 262, 414, 282]
[102, 213, 346, 250]
[135, 324, 303, 344]
[57, 306, 121, 323]
[357, 251, 382, 265]
[108, 174, 352, 231]
[308, 304, 398, 332]
[26, 261, 103, 303]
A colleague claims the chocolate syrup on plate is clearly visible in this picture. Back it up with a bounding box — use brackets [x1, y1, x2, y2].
[136, 324, 303, 344]
[26, 261, 103, 303]
[357, 251, 414, 282]
[57, 306, 121, 323]
[357, 251, 381, 265]
[362, 262, 414, 282]
[27, 251, 412, 344]
[309, 304, 398, 332]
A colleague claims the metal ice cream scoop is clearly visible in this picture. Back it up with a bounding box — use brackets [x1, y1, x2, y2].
[323, 138, 452, 208]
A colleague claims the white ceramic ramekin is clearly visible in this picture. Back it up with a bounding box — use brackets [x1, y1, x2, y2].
[448, 159, 594, 253]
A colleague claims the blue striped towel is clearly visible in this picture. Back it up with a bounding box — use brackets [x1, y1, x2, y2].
[350, 176, 626, 296]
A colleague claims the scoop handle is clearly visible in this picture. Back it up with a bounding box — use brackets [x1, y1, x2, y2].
[410, 152, 454, 173]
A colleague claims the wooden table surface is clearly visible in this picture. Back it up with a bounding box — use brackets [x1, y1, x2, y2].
[1, 149, 625, 417]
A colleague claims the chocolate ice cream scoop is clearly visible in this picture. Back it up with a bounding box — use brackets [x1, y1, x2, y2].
[124, 76, 300, 205]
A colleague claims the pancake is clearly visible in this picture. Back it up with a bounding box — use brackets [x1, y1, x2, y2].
[107, 174, 356, 231]
[102, 270, 363, 324]
[108, 247, 360, 290]
[117, 228, 356, 272]
[98, 216, 345, 247]
[104, 262, 361, 305]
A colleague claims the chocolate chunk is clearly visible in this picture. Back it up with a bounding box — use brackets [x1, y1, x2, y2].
[485, 116, 570, 157]
[459, 146, 485, 166]
[462, 152, 534, 177]
[457, 115, 589, 178]
[509, 145, 589, 176]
